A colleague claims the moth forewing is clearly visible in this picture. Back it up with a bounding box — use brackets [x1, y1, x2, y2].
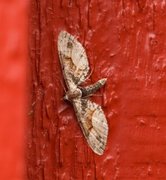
[58, 31, 89, 87]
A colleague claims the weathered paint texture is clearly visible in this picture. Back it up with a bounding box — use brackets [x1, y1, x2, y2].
[0, 0, 27, 179]
[28, 0, 166, 179]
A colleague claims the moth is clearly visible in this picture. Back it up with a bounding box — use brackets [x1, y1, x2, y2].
[58, 31, 108, 155]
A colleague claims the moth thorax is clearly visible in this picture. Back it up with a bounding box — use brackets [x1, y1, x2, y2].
[64, 88, 82, 101]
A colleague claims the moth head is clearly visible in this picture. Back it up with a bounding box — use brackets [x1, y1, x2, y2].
[64, 88, 82, 101]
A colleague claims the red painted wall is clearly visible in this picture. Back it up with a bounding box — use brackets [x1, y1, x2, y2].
[28, 1, 166, 179]
[0, 0, 27, 179]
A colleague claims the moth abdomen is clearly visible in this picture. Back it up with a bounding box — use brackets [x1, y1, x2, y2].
[80, 78, 107, 97]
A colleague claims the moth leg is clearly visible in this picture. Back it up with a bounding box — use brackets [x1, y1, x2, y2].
[82, 93, 103, 99]
[86, 67, 94, 80]
[81, 67, 94, 83]
[77, 68, 94, 89]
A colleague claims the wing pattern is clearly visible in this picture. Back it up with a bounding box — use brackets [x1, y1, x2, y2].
[58, 31, 108, 155]
[58, 31, 89, 89]
[73, 98, 108, 155]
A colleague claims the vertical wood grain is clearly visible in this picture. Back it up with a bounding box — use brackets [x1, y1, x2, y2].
[28, 1, 166, 179]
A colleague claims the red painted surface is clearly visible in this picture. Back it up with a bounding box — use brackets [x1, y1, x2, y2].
[28, 1, 166, 179]
[0, 0, 27, 179]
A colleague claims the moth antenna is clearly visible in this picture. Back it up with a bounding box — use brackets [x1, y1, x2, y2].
[59, 79, 67, 93]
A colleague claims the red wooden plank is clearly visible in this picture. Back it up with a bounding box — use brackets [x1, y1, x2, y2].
[28, 1, 166, 179]
[0, 1, 27, 179]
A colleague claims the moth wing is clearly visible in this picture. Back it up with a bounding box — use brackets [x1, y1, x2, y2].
[58, 31, 89, 89]
[72, 98, 108, 155]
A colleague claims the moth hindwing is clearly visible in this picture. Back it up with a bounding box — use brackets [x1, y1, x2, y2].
[58, 31, 108, 155]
